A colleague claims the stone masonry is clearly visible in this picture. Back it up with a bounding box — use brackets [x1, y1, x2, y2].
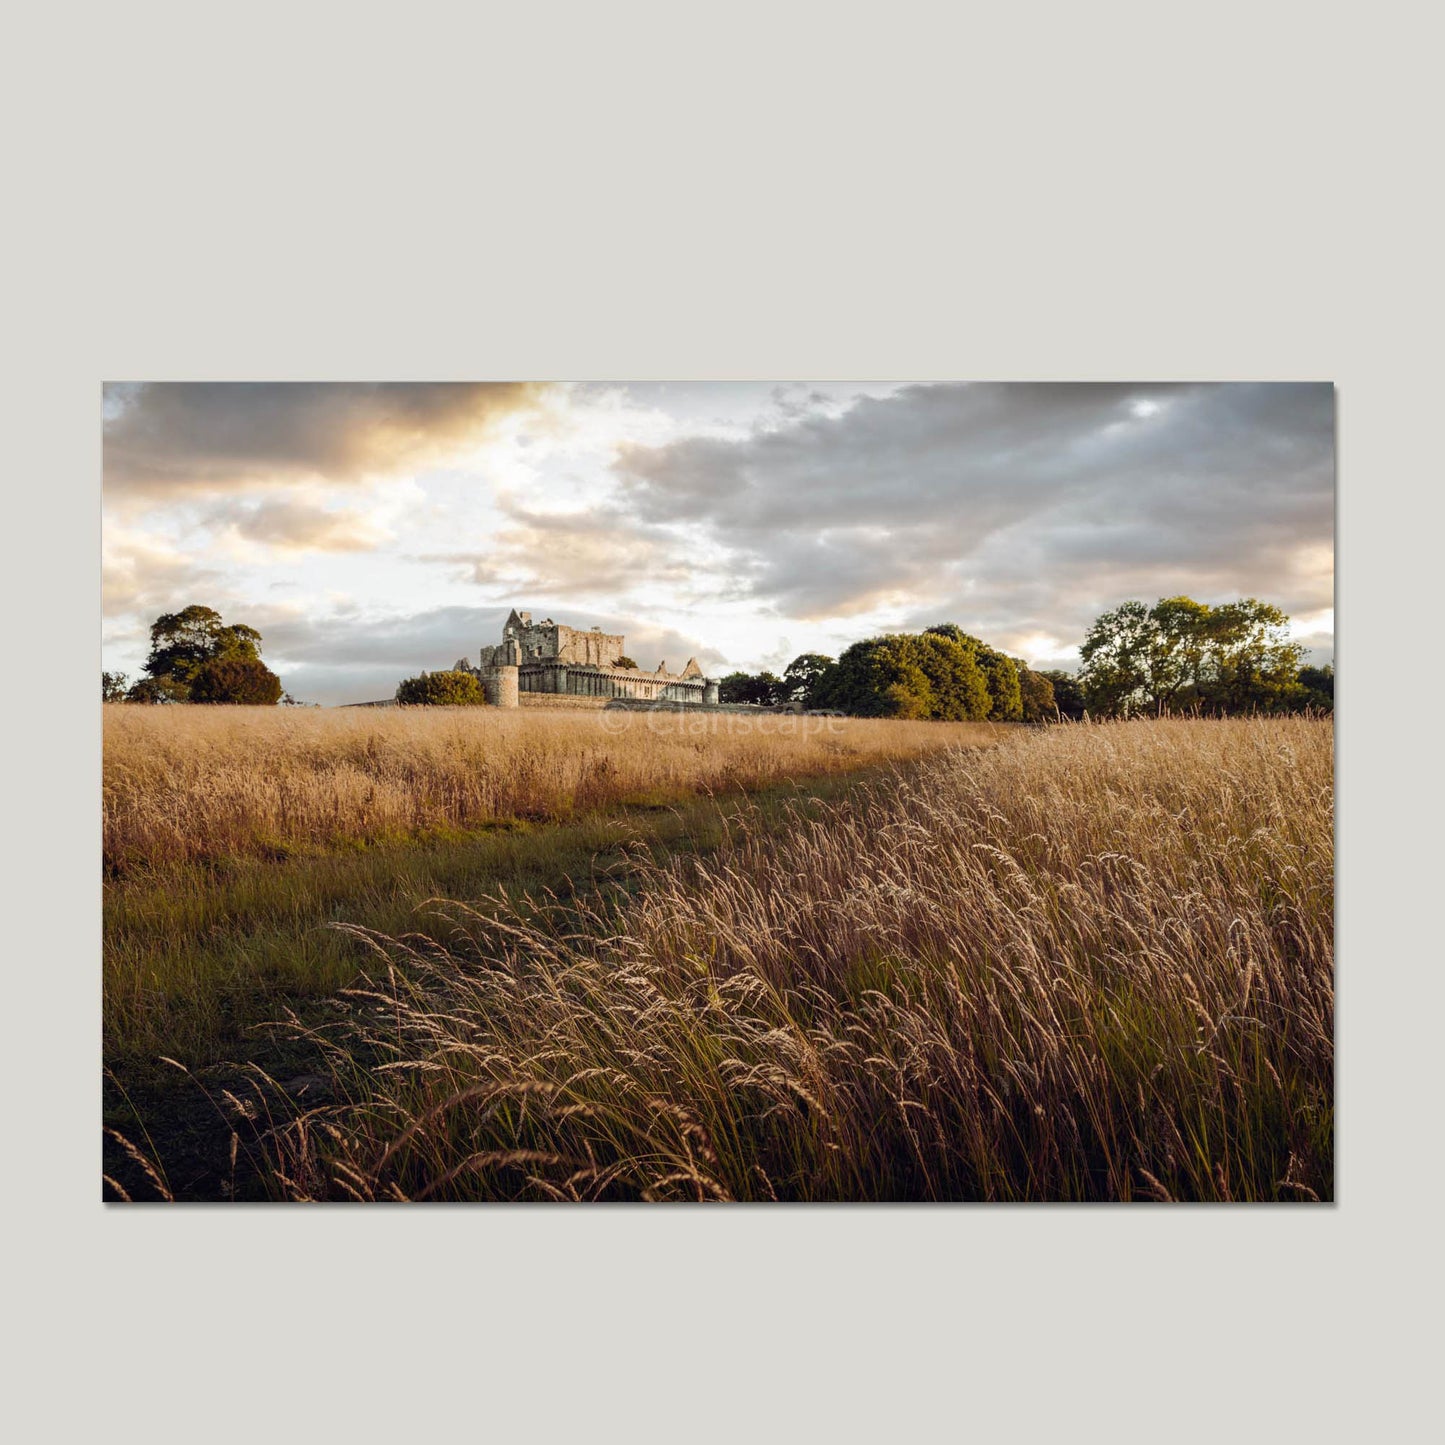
[457, 609, 716, 709]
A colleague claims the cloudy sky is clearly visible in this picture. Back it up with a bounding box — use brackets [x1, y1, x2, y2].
[102, 382, 1334, 704]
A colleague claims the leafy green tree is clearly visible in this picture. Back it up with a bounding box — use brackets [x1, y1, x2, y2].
[1146, 596, 1212, 706]
[923, 625, 1017, 719]
[189, 657, 284, 704]
[782, 653, 835, 706]
[1017, 665, 1057, 724]
[102, 671, 129, 702]
[1080, 597, 1307, 716]
[615, 655, 639, 670]
[395, 670, 487, 705]
[1040, 670, 1086, 721]
[1079, 600, 1157, 716]
[811, 637, 926, 717]
[975, 645, 1022, 721]
[1198, 599, 1305, 713]
[718, 670, 785, 705]
[143, 605, 264, 692]
[915, 632, 991, 719]
[810, 632, 994, 720]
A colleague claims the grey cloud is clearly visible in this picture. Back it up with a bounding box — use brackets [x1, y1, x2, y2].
[104, 382, 547, 497]
[615, 382, 1334, 633]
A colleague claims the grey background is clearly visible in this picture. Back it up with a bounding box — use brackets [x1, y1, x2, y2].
[5, 1, 1435, 1441]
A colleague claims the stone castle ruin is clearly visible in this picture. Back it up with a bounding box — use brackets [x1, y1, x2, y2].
[457, 609, 719, 708]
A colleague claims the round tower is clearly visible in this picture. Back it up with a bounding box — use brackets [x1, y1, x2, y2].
[703, 679, 720, 706]
[484, 665, 519, 708]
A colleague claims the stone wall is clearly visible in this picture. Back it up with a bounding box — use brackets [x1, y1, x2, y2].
[517, 693, 611, 710]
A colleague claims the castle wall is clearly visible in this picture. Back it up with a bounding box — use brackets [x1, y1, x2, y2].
[516, 660, 706, 703]
[500, 618, 624, 668]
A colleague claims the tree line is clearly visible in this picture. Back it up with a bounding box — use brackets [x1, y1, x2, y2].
[720, 597, 1331, 721]
[720, 627, 1068, 722]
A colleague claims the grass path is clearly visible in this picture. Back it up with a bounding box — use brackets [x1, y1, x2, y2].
[103, 764, 906, 1199]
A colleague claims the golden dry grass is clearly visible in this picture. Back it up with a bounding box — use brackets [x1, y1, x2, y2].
[103, 704, 1002, 875]
[247, 715, 1333, 1203]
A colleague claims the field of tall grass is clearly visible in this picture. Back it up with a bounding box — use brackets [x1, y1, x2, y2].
[205, 716, 1333, 1203]
[104, 705, 1000, 876]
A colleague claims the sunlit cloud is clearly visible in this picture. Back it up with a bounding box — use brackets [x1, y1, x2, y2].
[103, 382, 552, 500]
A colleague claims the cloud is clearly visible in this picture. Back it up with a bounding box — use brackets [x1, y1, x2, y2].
[614, 382, 1335, 630]
[200, 495, 392, 554]
[414, 498, 699, 599]
[103, 382, 549, 498]
[102, 527, 222, 617]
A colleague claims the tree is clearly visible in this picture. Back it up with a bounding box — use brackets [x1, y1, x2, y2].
[1078, 601, 1157, 716]
[782, 653, 834, 706]
[923, 625, 1017, 719]
[915, 632, 991, 719]
[1079, 597, 1307, 716]
[809, 632, 993, 720]
[974, 645, 1022, 722]
[143, 605, 263, 691]
[1040, 670, 1086, 721]
[615, 655, 639, 670]
[190, 656, 284, 705]
[1145, 596, 1212, 707]
[102, 671, 129, 702]
[718, 670, 785, 705]
[1017, 665, 1056, 724]
[395, 670, 487, 706]
[1198, 599, 1304, 713]
[811, 637, 927, 717]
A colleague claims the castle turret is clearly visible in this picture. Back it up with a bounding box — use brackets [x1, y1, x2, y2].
[483, 636, 520, 707]
[484, 664, 519, 708]
[704, 679, 720, 706]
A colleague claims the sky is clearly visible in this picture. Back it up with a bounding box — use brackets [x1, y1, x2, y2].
[102, 381, 1335, 705]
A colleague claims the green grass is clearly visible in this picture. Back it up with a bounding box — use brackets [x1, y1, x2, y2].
[106, 770, 882, 1078]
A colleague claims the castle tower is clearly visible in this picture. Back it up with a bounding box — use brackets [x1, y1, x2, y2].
[483, 635, 520, 707]
[704, 679, 720, 706]
[484, 665, 519, 708]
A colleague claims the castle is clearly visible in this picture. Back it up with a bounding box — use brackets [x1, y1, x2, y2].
[457, 609, 719, 707]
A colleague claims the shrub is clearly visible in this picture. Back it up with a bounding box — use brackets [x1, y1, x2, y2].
[190, 657, 284, 705]
[395, 670, 487, 706]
